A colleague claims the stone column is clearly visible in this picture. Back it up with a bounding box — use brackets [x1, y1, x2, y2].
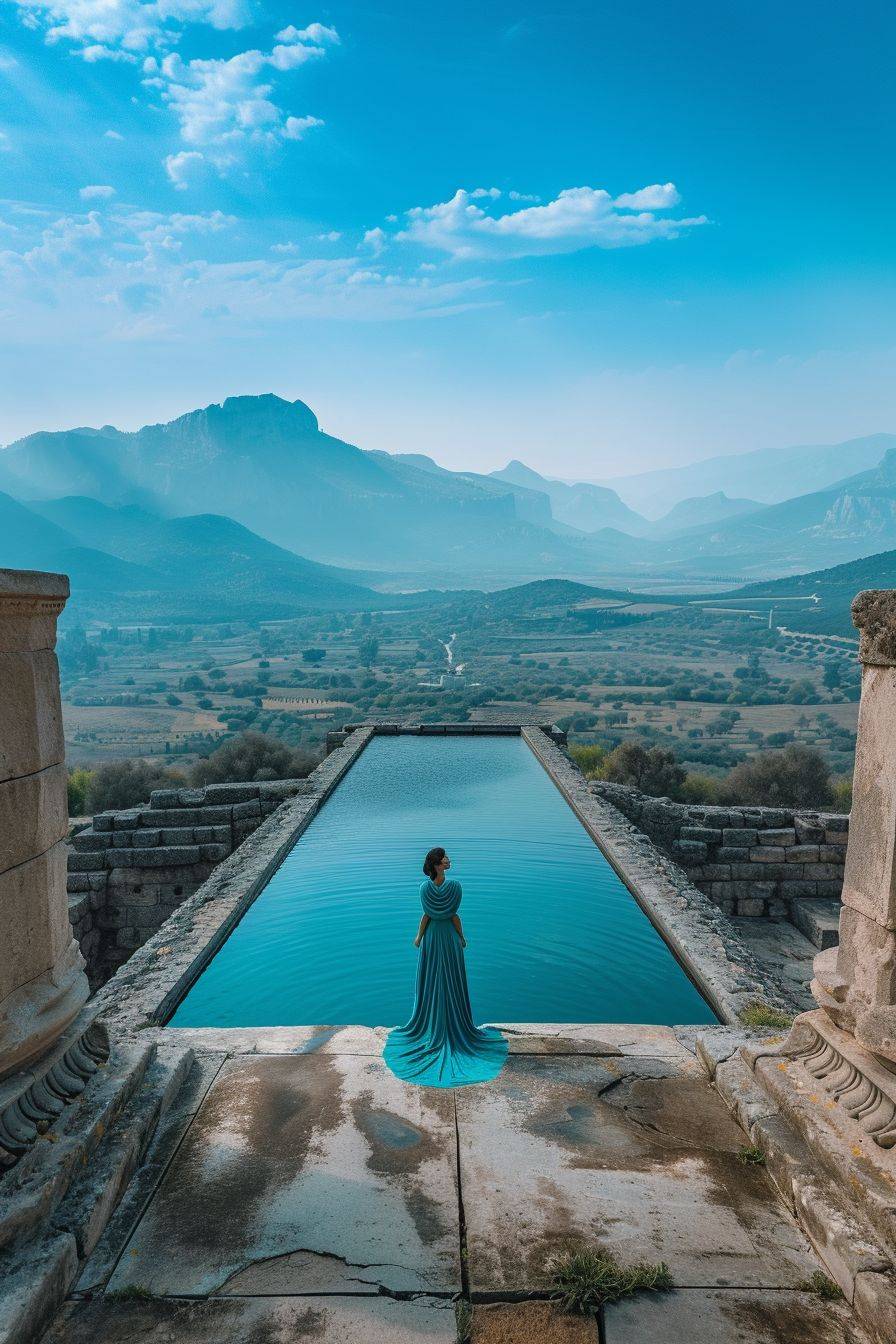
[813, 589, 896, 1064]
[0, 568, 88, 1080]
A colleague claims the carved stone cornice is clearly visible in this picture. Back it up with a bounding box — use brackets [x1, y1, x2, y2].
[0, 1019, 109, 1171]
[853, 589, 896, 667]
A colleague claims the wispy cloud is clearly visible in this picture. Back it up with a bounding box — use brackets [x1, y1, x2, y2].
[392, 185, 707, 259]
[13, 0, 252, 60]
[0, 202, 496, 341]
[79, 183, 116, 200]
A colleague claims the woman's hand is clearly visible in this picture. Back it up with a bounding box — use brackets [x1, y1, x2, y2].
[460, 936, 467, 948]
[413, 936, 422, 948]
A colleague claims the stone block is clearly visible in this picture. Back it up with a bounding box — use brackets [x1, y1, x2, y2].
[113, 812, 141, 830]
[0, 763, 68, 873]
[67, 873, 90, 893]
[111, 846, 201, 868]
[700, 864, 731, 880]
[202, 783, 260, 803]
[69, 830, 109, 853]
[232, 799, 262, 820]
[131, 905, 164, 929]
[750, 847, 785, 863]
[805, 863, 845, 880]
[759, 828, 796, 846]
[785, 845, 820, 862]
[92, 813, 113, 832]
[116, 927, 141, 949]
[730, 881, 775, 899]
[67, 851, 106, 873]
[794, 817, 826, 844]
[825, 816, 849, 835]
[819, 844, 847, 862]
[111, 832, 132, 848]
[149, 789, 182, 809]
[159, 828, 195, 846]
[680, 826, 722, 844]
[0, 844, 70, 1001]
[672, 839, 706, 862]
[767, 898, 789, 919]
[854, 1271, 896, 1344]
[716, 846, 749, 862]
[723, 826, 755, 845]
[779, 880, 819, 899]
[0, 649, 64, 783]
[817, 880, 845, 898]
[737, 897, 767, 916]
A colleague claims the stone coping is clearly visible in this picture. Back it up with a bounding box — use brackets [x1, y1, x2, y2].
[522, 727, 792, 1024]
[92, 722, 786, 1040]
[0, 568, 69, 602]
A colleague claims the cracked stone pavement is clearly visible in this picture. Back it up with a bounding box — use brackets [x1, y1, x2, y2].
[39, 1025, 871, 1344]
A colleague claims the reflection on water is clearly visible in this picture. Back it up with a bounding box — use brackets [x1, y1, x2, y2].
[170, 735, 717, 1028]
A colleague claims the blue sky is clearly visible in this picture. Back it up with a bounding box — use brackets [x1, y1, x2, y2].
[0, 0, 894, 476]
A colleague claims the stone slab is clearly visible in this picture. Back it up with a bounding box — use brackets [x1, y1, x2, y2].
[457, 1053, 819, 1293]
[471, 1301, 597, 1342]
[0, 650, 64, 783]
[603, 1288, 870, 1343]
[107, 1053, 460, 1296]
[161, 1023, 690, 1059]
[42, 1295, 456, 1344]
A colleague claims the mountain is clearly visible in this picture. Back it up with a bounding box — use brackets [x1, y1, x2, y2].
[651, 491, 762, 536]
[490, 460, 650, 535]
[644, 449, 896, 578]
[732, 548, 896, 637]
[1, 396, 610, 577]
[594, 434, 896, 518]
[0, 491, 400, 618]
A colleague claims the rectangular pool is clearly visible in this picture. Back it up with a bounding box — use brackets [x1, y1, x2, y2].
[169, 735, 717, 1027]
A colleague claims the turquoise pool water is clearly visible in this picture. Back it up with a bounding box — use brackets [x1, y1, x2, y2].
[169, 735, 717, 1027]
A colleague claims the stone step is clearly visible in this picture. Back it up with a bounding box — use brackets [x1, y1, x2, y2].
[792, 898, 841, 949]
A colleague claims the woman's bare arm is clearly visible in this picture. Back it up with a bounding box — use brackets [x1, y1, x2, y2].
[414, 914, 430, 947]
[452, 915, 467, 947]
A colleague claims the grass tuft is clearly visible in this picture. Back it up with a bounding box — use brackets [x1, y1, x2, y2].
[800, 1270, 843, 1300]
[548, 1246, 673, 1315]
[738, 1000, 794, 1030]
[737, 1144, 766, 1165]
[105, 1285, 154, 1302]
[455, 1298, 473, 1343]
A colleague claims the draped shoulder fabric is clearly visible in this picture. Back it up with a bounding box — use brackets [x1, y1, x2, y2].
[384, 877, 507, 1088]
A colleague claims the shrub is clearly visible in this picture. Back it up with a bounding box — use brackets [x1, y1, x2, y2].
[738, 1000, 794, 1029]
[190, 731, 317, 786]
[679, 773, 720, 803]
[717, 745, 832, 809]
[602, 741, 686, 799]
[86, 760, 187, 812]
[67, 767, 93, 817]
[569, 743, 606, 778]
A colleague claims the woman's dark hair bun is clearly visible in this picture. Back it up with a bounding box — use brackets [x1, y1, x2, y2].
[423, 846, 446, 880]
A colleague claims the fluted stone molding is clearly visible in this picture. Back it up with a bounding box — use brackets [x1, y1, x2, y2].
[0, 569, 89, 1081]
[813, 588, 896, 1064]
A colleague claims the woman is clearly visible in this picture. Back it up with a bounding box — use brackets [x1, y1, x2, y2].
[383, 847, 507, 1087]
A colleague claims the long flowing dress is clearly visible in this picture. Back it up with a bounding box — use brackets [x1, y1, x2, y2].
[383, 877, 508, 1087]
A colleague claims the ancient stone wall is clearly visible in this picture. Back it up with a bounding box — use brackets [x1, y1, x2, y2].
[591, 781, 847, 925]
[67, 779, 313, 985]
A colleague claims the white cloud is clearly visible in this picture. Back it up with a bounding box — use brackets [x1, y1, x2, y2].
[508, 190, 539, 202]
[275, 22, 338, 44]
[0, 131, 10, 152]
[142, 32, 334, 171]
[13, 0, 252, 57]
[164, 149, 206, 188]
[361, 226, 386, 255]
[613, 182, 681, 210]
[271, 241, 300, 253]
[470, 186, 501, 199]
[394, 185, 707, 259]
[0, 51, 19, 70]
[104, 129, 125, 140]
[316, 230, 341, 241]
[0, 202, 496, 340]
[79, 183, 116, 199]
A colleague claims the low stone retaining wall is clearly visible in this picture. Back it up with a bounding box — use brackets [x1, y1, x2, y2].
[67, 779, 314, 985]
[591, 782, 848, 920]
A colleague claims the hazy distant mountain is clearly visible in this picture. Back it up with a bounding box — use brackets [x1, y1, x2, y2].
[1, 395, 620, 576]
[652, 449, 896, 577]
[594, 434, 896, 517]
[0, 491, 394, 618]
[491, 460, 650, 535]
[651, 491, 763, 536]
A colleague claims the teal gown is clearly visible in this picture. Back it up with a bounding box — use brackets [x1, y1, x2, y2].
[383, 877, 508, 1088]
